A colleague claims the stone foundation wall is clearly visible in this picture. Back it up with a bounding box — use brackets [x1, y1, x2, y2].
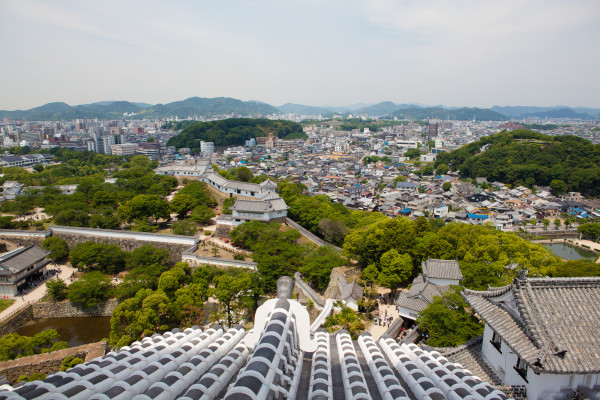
[0, 306, 33, 337]
[0, 230, 50, 247]
[214, 224, 233, 239]
[0, 341, 106, 384]
[33, 299, 119, 319]
[51, 232, 193, 264]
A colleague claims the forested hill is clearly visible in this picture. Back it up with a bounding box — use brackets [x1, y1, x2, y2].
[435, 130, 600, 196]
[166, 118, 306, 150]
[391, 107, 508, 121]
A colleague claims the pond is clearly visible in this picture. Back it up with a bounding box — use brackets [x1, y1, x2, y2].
[542, 242, 597, 261]
[16, 316, 111, 347]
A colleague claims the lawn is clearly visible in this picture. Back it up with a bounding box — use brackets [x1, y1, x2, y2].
[0, 299, 15, 313]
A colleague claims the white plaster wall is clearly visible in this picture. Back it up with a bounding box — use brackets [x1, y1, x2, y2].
[397, 306, 419, 321]
[528, 373, 600, 400]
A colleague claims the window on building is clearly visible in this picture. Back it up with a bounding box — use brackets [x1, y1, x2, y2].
[515, 357, 528, 382]
[491, 330, 502, 353]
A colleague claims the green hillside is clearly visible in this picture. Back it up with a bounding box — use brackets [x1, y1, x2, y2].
[392, 107, 508, 121]
[435, 130, 600, 195]
[166, 118, 306, 150]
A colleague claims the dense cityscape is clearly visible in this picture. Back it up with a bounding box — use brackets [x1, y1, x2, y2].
[1, 0, 600, 399]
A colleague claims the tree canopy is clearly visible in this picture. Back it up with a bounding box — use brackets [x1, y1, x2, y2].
[435, 130, 600, 195]
[166, 118, 306, 150]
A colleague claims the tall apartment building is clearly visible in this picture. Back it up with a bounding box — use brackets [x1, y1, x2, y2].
[200, 141, 215, 157]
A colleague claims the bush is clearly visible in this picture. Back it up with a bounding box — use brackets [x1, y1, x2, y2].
[60, 356, 83, 371]
[18, 373, 46, 382]
[0, 330, 67, 361]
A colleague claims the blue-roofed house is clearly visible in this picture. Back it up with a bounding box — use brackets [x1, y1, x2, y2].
[467, 213, 489, 224]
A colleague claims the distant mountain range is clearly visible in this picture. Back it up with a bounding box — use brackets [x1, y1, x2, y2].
[491, 106, 600, 120]
[1, 97, 599, 121]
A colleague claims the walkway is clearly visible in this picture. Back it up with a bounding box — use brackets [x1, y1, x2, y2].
[368, 302, 401, 342]
[0, 264, 78, 322]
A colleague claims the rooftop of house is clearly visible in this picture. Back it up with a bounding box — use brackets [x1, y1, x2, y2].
[463, 276, 600, 375]
[422, 259, 463, 281]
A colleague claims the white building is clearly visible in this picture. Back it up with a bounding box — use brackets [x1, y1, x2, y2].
[216, 194, 289, 227]
[200, 141, 214, 156]
[463, 276, 600, 400]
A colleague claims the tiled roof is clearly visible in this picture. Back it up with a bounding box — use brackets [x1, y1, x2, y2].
[2, 277, 507, 400]
[0, 245, 48, 275]
[464, 277, 600, 374]
[422, 259, 463, 281]
[396, 274, 451, 314]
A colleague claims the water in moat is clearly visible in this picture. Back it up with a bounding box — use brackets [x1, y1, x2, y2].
[542, 242, 597, 261]
[16, 317, 111, 347]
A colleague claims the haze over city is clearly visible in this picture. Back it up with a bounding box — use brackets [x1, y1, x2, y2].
[1, 0, 600, 110]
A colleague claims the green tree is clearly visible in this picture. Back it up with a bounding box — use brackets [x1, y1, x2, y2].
[126, 245, 170, 270]
[221, 197, 236, 215]
[42, 237, 69, 261]
[377, 250, 412, 297]
[404, 148, 421, 160]
[578, 223, 600, 240]
[170, 194, 196, 218]
[435, 163, 449, 175]
[46, 278, 67, 301]
[317, 218, 349, 246]
[550, 179, 567, 196]
[232, 166, 253, 182]
[361, 264, 379, 288]
[172, 219, 198, 236]
[67, 272, 112, 308]
[442, 181, 452, 191]
[69, 242, 126, 274]
[416, 287, 484, 347]
[542, 218, 550, 230]
[211, 271, 254, 327]
[0, 330, 67, 361]
[554, 218, 562, 230]
[300, 246, 345, 290]
[157, 262, 191, 299]
[33, 164, 44, 173]
[119, 194, 170, 224]
[189, 204, 215, 224]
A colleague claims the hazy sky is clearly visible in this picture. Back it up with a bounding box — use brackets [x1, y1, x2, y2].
[1, 0, 599, 110]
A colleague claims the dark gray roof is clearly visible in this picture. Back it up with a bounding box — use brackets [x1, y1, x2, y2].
[422, 259, 463, 281]
[0, 245, 49, 275]
[396, 274, 451, 314]
[464, 277, 600, 374]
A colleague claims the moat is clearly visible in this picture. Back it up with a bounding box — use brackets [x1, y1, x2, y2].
[16, 316, 111, 347]
[542, 242, 597, 261]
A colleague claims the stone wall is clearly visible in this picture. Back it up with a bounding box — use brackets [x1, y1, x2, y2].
[214, 224, 233, 239]
[33, 299, 119, 319]
[0, 341, 106, 384]
[49, 226, 198, 264]
[0, 306, 33, 337]
[0, 230, 50, 247]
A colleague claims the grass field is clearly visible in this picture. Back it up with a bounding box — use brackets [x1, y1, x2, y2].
[0, 299, 15, 313]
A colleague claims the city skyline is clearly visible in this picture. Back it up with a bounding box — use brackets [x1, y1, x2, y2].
[1, 0, 600, 110]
